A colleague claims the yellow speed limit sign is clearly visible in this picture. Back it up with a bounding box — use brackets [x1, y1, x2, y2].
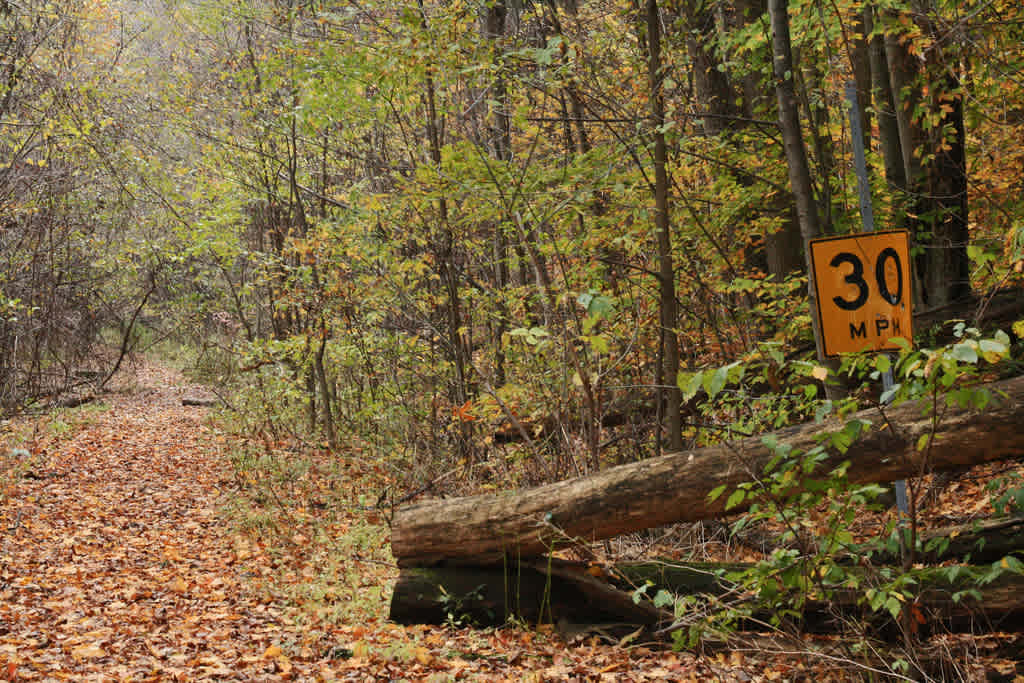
[809, 230, 913, 357]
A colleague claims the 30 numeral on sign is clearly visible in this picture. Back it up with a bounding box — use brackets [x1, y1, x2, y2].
[810, 231, 913, 357]
[829, 247, 903, 310]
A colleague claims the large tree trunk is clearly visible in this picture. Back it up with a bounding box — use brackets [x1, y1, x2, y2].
[391, 374, 1024, 567]
[882, 10, 971, 310]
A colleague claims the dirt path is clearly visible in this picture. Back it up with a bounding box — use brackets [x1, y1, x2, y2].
[0, 365, 326, 679]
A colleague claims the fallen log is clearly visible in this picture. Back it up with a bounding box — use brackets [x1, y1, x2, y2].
[392, 374, 1024, 567]
[181, 397, 219, 407]
[390, 559, 1024, 634]
[856, 516, 1024, 566]
[389, 558, 667, 629]
[52, 394, 96, 409]
[740, 516, 1024, 566]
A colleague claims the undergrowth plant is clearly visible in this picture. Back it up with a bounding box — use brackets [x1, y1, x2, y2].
[654, 326, 1022, 677]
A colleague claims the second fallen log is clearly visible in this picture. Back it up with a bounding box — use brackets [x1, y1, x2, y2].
[392, 375, 1024, 566]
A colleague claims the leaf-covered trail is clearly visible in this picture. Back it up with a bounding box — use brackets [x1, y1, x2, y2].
[0, 366, 314, 679]
[0, 365, 766, 680]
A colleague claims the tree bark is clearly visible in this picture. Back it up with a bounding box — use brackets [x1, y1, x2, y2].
[767, 0, 833, 374]
[645, 0, 683, 452]
[391, 374, 1024, 566]
[866, 4, 906, 197]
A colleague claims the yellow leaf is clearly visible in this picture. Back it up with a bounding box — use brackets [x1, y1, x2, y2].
[414, 646, 432, 666]
[811, 365, 829, 381]
[72, 644, 106, 660]
[169, 577, 188, 594]
[263, 645, 283, 659]
[352, 640, 370, 659]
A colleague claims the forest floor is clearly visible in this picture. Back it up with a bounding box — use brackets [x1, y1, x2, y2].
[0, 359, 1020, 680]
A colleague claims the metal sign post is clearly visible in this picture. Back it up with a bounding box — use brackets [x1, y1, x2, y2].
[845, 82, 909, 517]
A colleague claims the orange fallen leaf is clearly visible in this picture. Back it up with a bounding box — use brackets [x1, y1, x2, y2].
[72, 643, 106, 660]
[169, 577, 188, 594]
[263, 645, 283, 659]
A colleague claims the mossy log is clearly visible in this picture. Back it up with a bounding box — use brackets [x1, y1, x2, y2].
[392, 375, 1024, 567]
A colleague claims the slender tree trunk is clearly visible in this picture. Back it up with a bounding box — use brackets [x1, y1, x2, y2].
[484, 1, 511, 389]
[684, 0, 737, 137]
[315, 322, 336, 448]
[768, 0, 833, 372]
[849, 6, 873, 155]
[645, 0, 683, 452]
[867, 4, 907, 196]
[418, 0, 470, 431]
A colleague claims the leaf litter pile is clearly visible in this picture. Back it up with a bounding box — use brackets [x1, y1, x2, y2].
[2, 361, 1018, 680]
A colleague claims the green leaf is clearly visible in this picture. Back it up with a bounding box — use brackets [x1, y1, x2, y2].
[631, 582, 652, 604]
[979, 338, 1008, 362]
[706, 366, 727, 399]
[951, 342, 978, 364]
[725, 488, 746, 510]
[879, 383, 901, 405]
[886, 596, 903, 621]
[999, 555, 1024, 574]
[653, 589, 675, 608]
[814, 400, 833, 424]
[681, 371, 703, 401]
[586, 334, 610, 354]
[889, 337, 912, 351]
[577, 290, 615, 318]
[874, 354, 891, 374]
[708, 484, 728, 502]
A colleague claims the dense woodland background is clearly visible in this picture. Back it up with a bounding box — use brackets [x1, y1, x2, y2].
[2, 0, 1022, 493]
